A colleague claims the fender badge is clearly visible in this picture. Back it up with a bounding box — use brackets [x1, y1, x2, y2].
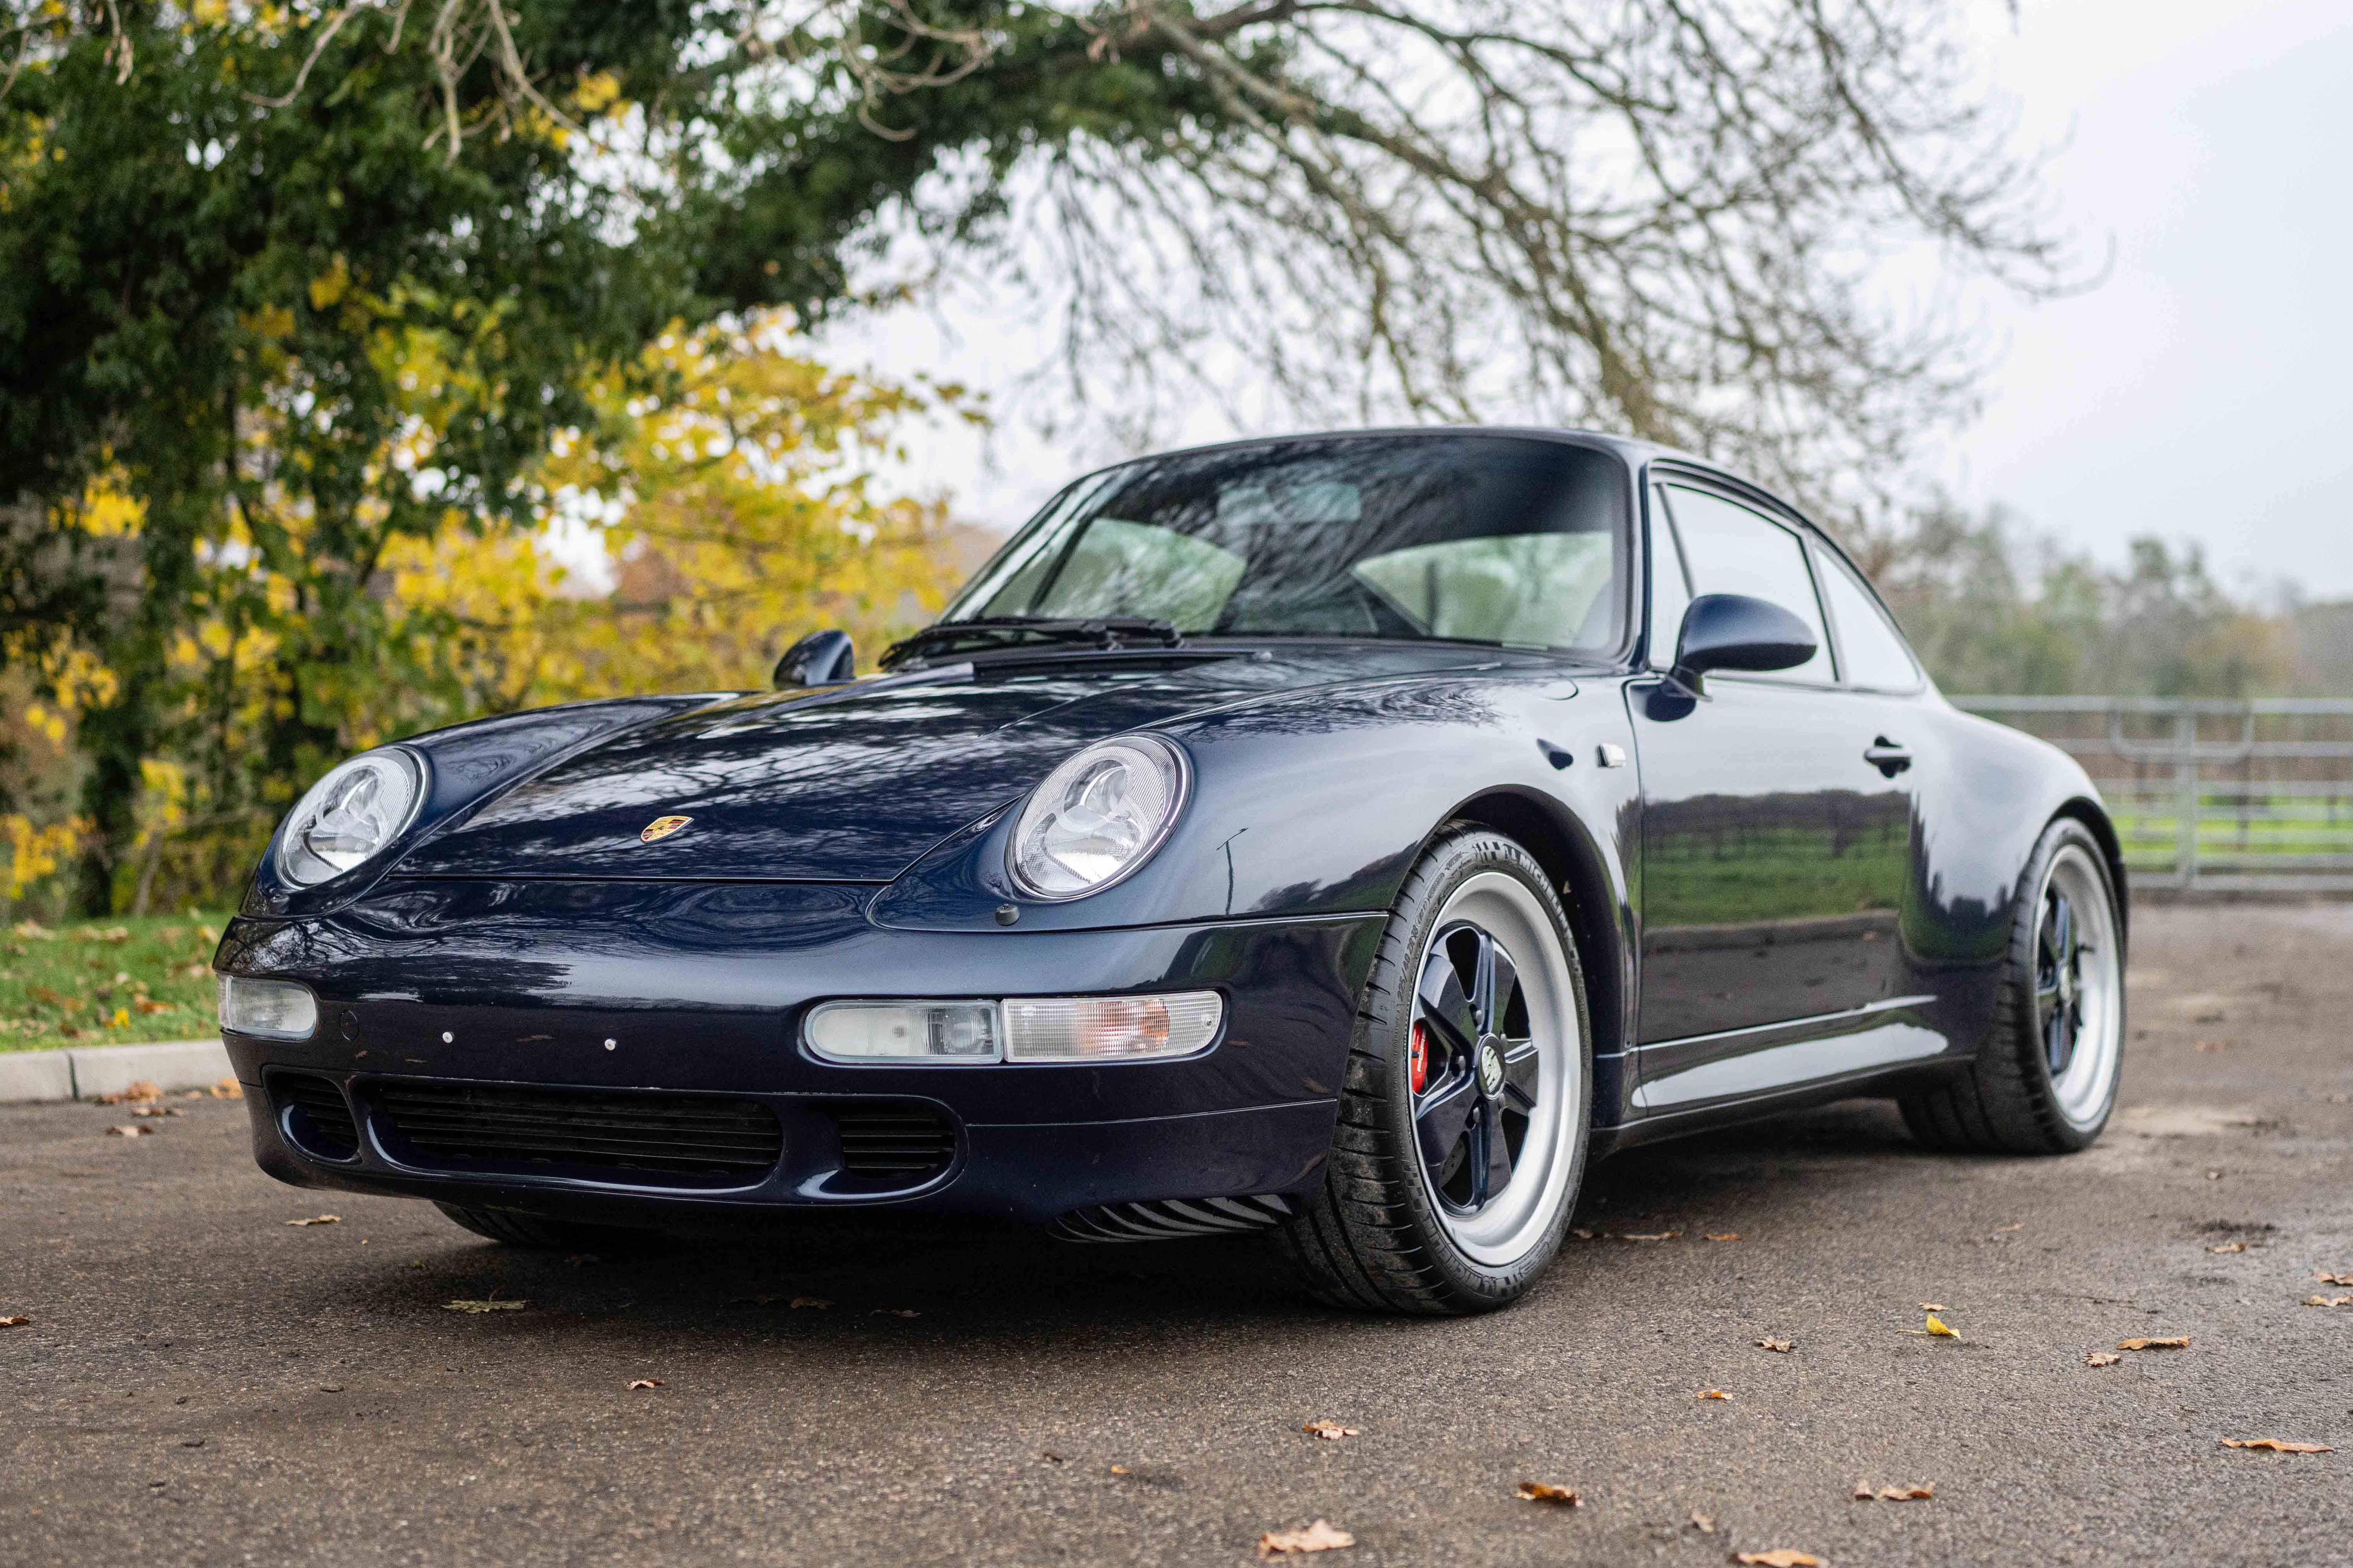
[639, 815, 693, 844]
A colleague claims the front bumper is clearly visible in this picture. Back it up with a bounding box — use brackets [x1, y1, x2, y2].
[221, 879, 1382, 1228]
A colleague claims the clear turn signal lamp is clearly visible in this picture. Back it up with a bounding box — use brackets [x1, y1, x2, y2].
[217, 974, 320, 1040]
[804, 992, 1222, 1064]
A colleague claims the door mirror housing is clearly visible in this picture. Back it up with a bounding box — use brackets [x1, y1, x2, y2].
[773, 629, 856, 688]
[1671, 594, 1817, 694]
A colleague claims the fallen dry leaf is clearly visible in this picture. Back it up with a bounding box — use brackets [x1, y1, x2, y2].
[1697, 1389, 1731, 1400]
[2303, 1296, 2353, 1308]
[94, 1080, 162, 1105]
[443, 1299, 528, 1314]
[1258, 1520, 1354, 1556]
[210, 1079, 243, 1100]
[2117, 1336, 2190, 1351]
[2194, 1039, 2230, 1052]
[1618, 1231, 1681, 1243]
[1705, 1233, 1741, 1242]
[2208, 1242, 2249, 1254]
[286, 1215, 341, 1227]
[626, 1379, 665, 1390]
[1570, 1227, 1595, 1240]
[104, 1124, 152, 1138]
[1918, 1302, 1946, 1312]
[2085, 1352, 2122, 1367]
[1515, 1481, 1581, 1506]
[1108, 1465, 1131, 1476]
[1853, 1483, 1935, 1501]
[2220, 1439, 2332, 1454]
[1688, 1512, 1716, 1534]
[1303, 1419, 1362, 1441]
[1991, 1222, 2025, 1233]
[870, 1307, 919, 1319]
[1732, 1552, 1821, 1567]
[790, 1296, 832, 1310]
[1756, 1338, 1794, 1353]
[0, 1315, 29, 1328]
[2317, 1273, 2353, 1287]
[1917, 1314, 1960, 1339]
[127, 1104, 180, 1119]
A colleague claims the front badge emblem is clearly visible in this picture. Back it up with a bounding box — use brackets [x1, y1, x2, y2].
[639, 815, 692, 844]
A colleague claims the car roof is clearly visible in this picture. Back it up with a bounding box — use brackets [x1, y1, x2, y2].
[1106, 424, 1778, 511]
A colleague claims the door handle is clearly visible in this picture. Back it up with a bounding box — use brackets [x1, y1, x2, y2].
[1863, 737, 1913, 777]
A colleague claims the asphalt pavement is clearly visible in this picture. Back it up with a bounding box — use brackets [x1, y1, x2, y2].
[4, 904, 2350, 1567]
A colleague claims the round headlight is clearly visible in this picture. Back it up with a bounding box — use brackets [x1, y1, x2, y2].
[274, 748, 426, 888]
[1009, 736, 1187, 900]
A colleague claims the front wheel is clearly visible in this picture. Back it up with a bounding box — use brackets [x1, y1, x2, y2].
[1274, 825, 1592, 1315]
[1900, 816, 2127, 1154]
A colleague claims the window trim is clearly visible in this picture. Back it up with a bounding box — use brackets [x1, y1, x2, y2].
[1640, 481, 1697, 671]
[1647, 472, 1841, 691]
[1645, 460, 1932, 698]
[1808, 537, 1929, 696]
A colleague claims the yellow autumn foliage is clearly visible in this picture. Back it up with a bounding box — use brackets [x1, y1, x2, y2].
[6, 312, 973, 913]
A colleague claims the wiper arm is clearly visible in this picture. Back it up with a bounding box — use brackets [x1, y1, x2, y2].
[882, 616, 1184, 668]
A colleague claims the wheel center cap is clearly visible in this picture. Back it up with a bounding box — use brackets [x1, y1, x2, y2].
[1476, 1039, 1505, 1097]
[2059, 963, 2078, 1006]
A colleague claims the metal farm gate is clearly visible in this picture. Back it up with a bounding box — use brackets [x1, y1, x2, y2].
[1953, 697, 2353, 893]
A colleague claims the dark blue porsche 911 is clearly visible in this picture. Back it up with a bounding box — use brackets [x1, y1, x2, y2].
[215, 428, 2126, 1315]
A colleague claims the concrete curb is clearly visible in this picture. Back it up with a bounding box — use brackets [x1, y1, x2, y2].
[0, 1039, 232, 1104]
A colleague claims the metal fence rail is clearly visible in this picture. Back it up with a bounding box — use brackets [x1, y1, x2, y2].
[1951, 697, 2353, 893]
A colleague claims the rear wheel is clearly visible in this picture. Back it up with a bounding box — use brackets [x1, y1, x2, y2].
[1900, 816, 2126, 1154]
[1274, 825, 1592, 1315]
[434, 1202, 676, 1254]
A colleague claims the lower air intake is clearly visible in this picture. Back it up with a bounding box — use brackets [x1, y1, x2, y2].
[829, 1104, 957, 1183]
[272, 1072, 359, 1162]
[366, 1082, 781, 1189]
[1048, 1194, 1297, 1243]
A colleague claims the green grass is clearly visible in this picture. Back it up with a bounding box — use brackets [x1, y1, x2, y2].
[2111, 796, 2353, 870]
[0, 913, 227, 1053]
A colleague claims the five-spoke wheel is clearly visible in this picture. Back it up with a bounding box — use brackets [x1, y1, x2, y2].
[1274, 827, 1591, 1312]
[1411, 919, 1542, 1217]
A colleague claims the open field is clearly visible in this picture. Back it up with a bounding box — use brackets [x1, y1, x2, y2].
[4, 904, 2351, 1567]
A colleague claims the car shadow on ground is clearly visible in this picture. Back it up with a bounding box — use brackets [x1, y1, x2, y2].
[272, 1097, 1951, 1352]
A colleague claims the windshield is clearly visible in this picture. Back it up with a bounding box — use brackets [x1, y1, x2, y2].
[940, 434, 1631, 656]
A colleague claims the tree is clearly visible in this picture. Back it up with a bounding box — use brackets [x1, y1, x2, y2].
[4, 0, 2074, 909]
[17, 315, 957, 916]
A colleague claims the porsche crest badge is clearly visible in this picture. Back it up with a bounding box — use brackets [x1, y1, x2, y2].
[639, 815, 692, 844]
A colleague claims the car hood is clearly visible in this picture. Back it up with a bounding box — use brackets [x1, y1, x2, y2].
[390, 646, 1512, 884]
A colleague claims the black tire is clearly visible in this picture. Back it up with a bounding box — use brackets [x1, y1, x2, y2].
[434, 1201, 676, 1254]
[1272, 824, 1593, 1315]
[1900, 816, 2127, 1155]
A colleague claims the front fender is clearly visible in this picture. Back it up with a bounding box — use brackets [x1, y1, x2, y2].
[869, 671, 1643, 934]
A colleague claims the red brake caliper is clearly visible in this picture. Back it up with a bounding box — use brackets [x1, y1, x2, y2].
[1409, 1021, 1430, 1095]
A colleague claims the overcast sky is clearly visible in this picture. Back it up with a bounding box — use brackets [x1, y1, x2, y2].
[814, 0, 2353, 602]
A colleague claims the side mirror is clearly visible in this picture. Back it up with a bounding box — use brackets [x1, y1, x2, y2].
[773, 629, 855, 688]
[1672, 593, 1816, 694]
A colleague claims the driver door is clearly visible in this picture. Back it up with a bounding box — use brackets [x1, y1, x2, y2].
[1628, 481, 1912, 1107]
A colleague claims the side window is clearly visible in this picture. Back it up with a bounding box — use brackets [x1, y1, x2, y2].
[1814, 545, 1924, 691]
[1659, 485, 1835, 685]
[1646, 484, 1693, 668]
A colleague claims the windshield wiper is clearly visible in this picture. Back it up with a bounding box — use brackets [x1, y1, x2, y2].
[882, 615, 1184, 668]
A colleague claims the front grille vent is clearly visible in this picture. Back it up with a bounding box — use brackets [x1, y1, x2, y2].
[367, 1083, 781, 1189]
[272, 1073, 359, 1162]
[830, 1105, 956, 1182]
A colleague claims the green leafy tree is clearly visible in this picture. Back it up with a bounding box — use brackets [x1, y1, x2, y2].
[4, 0, 2077, 911]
